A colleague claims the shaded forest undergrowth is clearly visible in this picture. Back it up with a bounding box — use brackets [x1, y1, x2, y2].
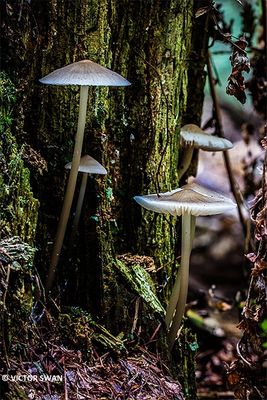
[0, 234, 240, 400]
[1, 225, 265, 400]
[0, 237, 184, 399]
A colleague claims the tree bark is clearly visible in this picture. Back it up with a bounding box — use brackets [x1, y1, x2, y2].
[1, 1, 208, 397]
[1, 0, 193, 311]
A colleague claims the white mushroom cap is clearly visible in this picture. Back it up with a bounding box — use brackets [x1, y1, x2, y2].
[180, 124, 233, 151]
[184, 182, 234, 203]
[134, 182, 236, 217]
[65, 155, 107, 175]
[40, 59, 131, 87]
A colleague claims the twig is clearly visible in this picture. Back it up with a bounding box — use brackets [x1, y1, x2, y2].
[207, 52, 248, 236]
[197, 391, 235, 399]
[210, 55, 222, 87]
[242, 273, 256, 315]
[18, 0, 24, 22]
[260, 139, 266, 210]
[131, 297, 140, 334]
[211, 50, 253, 55]
[147, 323, 162, 343]
[2, 330, 10, 369]
[211, 14, 247, 54]
[63, 363, 68, 400]
[236, 339, 252, 367]
[3, 264, 11, 308]
[253, 385, 265, 399]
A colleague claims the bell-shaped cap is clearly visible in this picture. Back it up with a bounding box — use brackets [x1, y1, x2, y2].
[180, 124, 233, 151]
[40, 59, 131, 87]
[65, 155, 107, 175]
[134, 182, 236, 217]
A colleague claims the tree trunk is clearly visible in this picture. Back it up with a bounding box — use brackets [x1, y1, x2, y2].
[1, 0, 193, 311]
[1, 0, 208, 397]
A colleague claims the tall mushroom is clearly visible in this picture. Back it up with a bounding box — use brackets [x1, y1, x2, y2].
[134, 182, 236, 350]
[65, 154, 107, 239]
[40, 59, 130, 291]
[178, 124, 233, 179]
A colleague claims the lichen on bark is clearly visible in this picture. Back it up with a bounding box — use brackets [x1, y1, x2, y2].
[0, 72, 39, 245]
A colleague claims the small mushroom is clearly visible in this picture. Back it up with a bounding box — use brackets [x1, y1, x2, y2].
[40, 59, 130, 290]
[65, 155, 107, 238]
[134, 182, 236, 350]
[179, 124, 233, 178]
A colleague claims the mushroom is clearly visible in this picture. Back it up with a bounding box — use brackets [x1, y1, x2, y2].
[65, 154, 107, 238]
[178, 124, 233, 179]
[134, 182, 236, 350]
[40, 59, 130, 290]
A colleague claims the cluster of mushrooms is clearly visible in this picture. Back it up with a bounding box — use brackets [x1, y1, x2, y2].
[40, 60, 131, 291]
[40, 59, 236, 351]
[134, 125, 236, 350]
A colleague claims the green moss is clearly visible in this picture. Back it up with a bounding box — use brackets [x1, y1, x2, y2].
[0, 72, 16, 105]
[0, 237, 36, 367]
[0, 131, 39, 243]
[94, 323, 125, 351]
[59, 306, 125, 352]
[0, 73, 39, 244]
[178, 328, 198, 400]
[0, 236, 35, 312]
[115, 259, 165, 315]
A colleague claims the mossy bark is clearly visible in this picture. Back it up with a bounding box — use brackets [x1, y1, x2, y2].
[1, 1, 208, 397]
[1, 0, 193, 311]
[0, 73, 39, 245]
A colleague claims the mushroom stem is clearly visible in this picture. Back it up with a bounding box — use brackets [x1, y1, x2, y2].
[165, 214, 196, 329]
[165, 274, 181, 329]
[46, 85, 89, 291]
[178, 147, 194, 179]
[190, 215, 196, 249]
[70, 172, 89, 241]
[165, 270, 181, 329]
[167, 213, 195, 351]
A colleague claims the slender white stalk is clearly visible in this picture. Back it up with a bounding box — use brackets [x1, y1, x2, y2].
[47, 85, 89, 291]
[190, 215, 196, 250]
[178, 147, 194, 179]
[70, 172, 88, 240]
[168, 214, 195, 351]
[165, 214, 196, 329]
[165, 265, 182, 328]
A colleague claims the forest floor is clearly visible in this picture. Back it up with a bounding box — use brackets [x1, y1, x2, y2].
[3, 345, 185, 399]
[2, 326, 238, 400]
[2, 324, 239, 400]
